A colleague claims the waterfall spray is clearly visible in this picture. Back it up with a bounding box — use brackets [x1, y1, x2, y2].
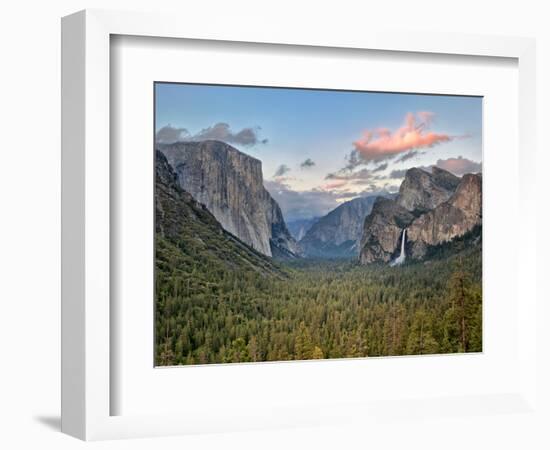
[390, 228, 407, 267]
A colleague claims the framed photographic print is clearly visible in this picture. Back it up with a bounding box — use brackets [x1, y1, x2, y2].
[62, 9, 538, 441]
[153, 83, 483, 367]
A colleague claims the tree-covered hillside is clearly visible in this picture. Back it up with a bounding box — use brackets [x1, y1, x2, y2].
[156, 238, 482, 365]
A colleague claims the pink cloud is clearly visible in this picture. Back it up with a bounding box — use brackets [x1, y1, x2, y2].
[321, 180, 348, 190]
[435, 156, 481, 176]
[352, 112, 453, 163]
[417, 111, 435, 126]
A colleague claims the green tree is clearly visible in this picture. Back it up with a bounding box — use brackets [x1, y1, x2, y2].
[227, 338, 250, 363]
[248, 336, 260, 362]
[312, 346, 324, 359]
[406, 310, 439, 355]
[446, 261, 481, 352]
[294, 322, 313, 360]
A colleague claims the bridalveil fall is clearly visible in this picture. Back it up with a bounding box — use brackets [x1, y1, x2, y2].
[390, 228, 407, 267]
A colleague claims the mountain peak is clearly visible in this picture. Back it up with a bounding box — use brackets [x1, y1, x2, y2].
[299, 195, 383, 258]
[359, 166, 481, 265]
[405, 166, 430, 177]
[407, 172, 481, 258]
[430, 166, 461, 191]
[397, 165, 459, 213]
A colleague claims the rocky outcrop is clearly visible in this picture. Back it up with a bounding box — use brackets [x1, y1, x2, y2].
[155, 150, 282, 276]
[407, 173, 482, 258]
[300, 196, 382, 258]
[396, 167, 460, 213]
[359, 197, 415, 264]
[269, 201, 302, 258]
[359, 167, 481, 264]
[158, 140, 300, 258]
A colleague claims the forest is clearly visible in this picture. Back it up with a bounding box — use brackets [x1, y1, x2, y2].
[155, 233, 482, 366]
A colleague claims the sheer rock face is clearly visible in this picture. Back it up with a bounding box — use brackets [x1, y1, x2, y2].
[359, 167, 480, 264]
[407, 173, 482, 258]
[155, 150, 281, 276]
[396, 167, 460, 213]
[359, 197, 415, 264]
[159, 140, 300, 258]
[300, 196, 381, 258]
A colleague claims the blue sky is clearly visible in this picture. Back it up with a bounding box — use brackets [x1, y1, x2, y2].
[155, 83, 482, 221]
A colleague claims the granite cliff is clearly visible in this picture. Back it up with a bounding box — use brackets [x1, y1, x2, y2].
[359, 197, 415, 264]
[359, 167, 481, 264]
[407, 173, 482, 258]
[396, 167, 460, 212]
[159, 140, 300, 258]
[155, 150, 282, 276]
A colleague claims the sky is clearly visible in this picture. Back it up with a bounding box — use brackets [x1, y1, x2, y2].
[155, 83, 482, 222]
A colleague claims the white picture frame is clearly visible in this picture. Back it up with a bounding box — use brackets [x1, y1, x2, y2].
[61, 9, 537, 441]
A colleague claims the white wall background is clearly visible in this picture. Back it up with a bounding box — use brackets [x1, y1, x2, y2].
[0, 1, 547, 449]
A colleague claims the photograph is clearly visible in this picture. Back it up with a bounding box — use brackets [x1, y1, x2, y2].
[154, 83, 483, 366]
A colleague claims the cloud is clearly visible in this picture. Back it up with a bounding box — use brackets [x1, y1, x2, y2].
[394, 150, 423, 164]
[155, 125, 189, 144]
[155, 122, 267, 146]
[191, 122, 267, 146]
[434, 156, 481, 176]
[417, 111, 435, 126]
[264, 179, 339, 221]
[350, 112, 454, 164]
[323, 166, 393, 192]
[264, 179, 392, 221]
[389, 169, 407, 179]
[389, 157, 481, 180]
[352, 179, 376, 186]
[373, 162, 388, 172]
[325, 167, 392, 187]
[273, 164, 291, 177]
[326, 168, 378, 181]
[344, 150, 363, 170]
[300, 158, 316, 169]
[321, 180, 348, 190]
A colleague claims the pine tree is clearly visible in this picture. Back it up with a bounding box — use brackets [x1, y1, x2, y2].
[312, 346, 324, 359]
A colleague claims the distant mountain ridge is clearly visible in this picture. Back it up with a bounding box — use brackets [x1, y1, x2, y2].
[286, 217, 319, 241]
[300, 194, 394, 258]
[359, 167, 481, 265]
[159, 140, 301, 259]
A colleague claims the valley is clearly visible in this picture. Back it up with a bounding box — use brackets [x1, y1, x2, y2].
[156, 244, 482, 366]
[155, 141, 483, 365]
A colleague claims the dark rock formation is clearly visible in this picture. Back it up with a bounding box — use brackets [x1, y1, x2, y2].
[407, 173, 482, 258]
[359, 197, 415, 264]
[359, 167, 481, 264]
[396, 167, 460, 213]
[300, 196, 381, 258]
[159, 140, 300, 258]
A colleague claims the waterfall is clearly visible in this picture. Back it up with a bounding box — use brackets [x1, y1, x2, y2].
[390, 228, 407, 267]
